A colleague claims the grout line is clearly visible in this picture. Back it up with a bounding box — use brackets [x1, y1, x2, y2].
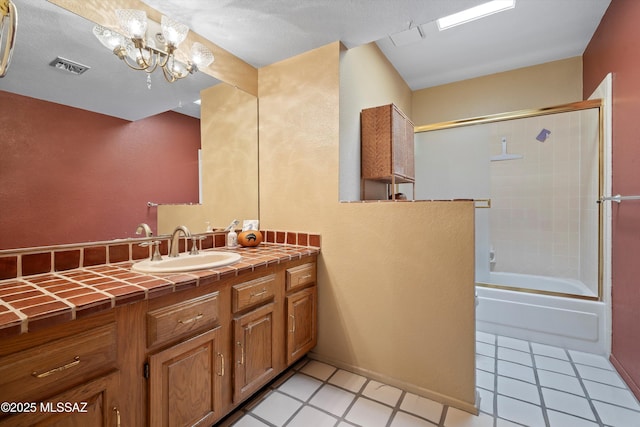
[529, 340, 551, 427]
[567, 350, 606, 426]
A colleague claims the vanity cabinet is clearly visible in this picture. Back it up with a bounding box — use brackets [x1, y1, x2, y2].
[361, 103, 415, 199]
[0, 255, 317, 427]
[285, 262, 318, 364]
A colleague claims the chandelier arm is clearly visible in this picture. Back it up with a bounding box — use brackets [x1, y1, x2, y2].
[120, 54, 150, 71]
[161, 64, 177, 83]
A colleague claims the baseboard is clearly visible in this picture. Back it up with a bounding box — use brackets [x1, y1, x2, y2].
[307, 351, 479, 416]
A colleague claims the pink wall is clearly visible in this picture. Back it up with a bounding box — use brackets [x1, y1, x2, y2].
[583, 0, 640, 399]
[0, 91, 201, 250]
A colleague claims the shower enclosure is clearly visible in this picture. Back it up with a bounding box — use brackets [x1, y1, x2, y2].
[413, 100, 608, 352]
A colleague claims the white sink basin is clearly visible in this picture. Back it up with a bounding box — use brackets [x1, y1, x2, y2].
[132, 251, 242, 274]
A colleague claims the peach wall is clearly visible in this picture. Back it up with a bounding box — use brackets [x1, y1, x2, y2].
[412, 57, 583, 126]
[0, 91, 200, 250]
[258, 42, 477, 412]
[158, 83, 258, 234]
[583, 0, 640, 399]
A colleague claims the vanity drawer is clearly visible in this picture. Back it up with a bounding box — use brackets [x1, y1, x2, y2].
[0, 323, 117, 404]
[232, 274, 276, 313]
[286, 263, 316, 292]
[147, 292, 220, 347]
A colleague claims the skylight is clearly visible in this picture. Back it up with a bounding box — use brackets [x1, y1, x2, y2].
[437, 0, 515, 31]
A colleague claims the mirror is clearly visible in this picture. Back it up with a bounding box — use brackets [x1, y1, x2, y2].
[0, 0, 258, 250]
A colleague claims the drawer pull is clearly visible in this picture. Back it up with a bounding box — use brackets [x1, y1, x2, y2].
[113, 407, 121, 427]
[31, 356, 80, 379]
[297, 274, 313, 284]
[250, 288, 268, 298]
[217, 352, 225, 377]
[178, 313, 204, 324]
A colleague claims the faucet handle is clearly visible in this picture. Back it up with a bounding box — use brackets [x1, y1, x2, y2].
[139, 240, 163, 261]
[189, 236, 203, 255]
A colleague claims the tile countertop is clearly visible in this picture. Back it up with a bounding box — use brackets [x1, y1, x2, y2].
[0, 244, 319, 339]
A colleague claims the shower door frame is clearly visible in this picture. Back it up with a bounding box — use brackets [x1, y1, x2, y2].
[415, 99, 604, 302]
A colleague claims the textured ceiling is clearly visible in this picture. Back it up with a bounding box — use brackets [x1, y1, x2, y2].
[0, 0, 611, 120]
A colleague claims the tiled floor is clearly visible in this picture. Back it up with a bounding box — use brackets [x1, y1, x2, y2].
[220, 332, 640, 427]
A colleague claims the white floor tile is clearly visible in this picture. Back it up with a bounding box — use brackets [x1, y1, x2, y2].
[495, 418, 524, 427]
[497, 360, 536, 384]
[251, 391, 302, 426]
[444, 407, 494, 427]
[477, 331, 496, 345]
[400, 392, 444, 424]
[336, 423, 357, 427]
[299, 360, 337, 381]
[345, 397, 393, 427]
[497, 336, 530, 352]
[390, 411, 436, 427]
[497, 395, 546, 427]
[531, 342, 569, 360]
[498, 376, 541, 404]
[286, 406, 337, 427]
[498, 347, 533, 366]
[477, 369, 495, 391]
[568, 350, 613, 370]
[537, 369, 585, 396]
[277, 373, 323, 401]
[328, 369, 367, 393]
[477, 388, 494, 415]
[593, 400, 640, 426]
[546, 409, 599, 427]
[309, 384, 356, 417]
[232, 414, 271, 427]
[575, 364, 626, 388]
[476, 354, 495, 373]
[362, 380, 403, 407]
[584, 379, 640, 411]
[534, 354, 575, 376]
[542, 388, 596, 421]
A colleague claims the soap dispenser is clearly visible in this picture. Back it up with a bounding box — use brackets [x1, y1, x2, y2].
[227, 228, 238, 248]
[225, 219, 240, 248]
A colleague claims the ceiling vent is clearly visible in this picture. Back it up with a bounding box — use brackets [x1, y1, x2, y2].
[49, 57, 90, 75]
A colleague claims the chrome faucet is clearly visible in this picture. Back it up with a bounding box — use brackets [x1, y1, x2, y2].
[169, 225, 191, 257]
[135, 223, 153, 237]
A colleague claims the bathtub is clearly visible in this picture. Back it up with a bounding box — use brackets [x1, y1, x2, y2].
[476, 272, 608, 354]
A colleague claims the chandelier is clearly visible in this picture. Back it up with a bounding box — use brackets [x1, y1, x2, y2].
[0, 0, 17, 78]
[93, 9, 214, 83]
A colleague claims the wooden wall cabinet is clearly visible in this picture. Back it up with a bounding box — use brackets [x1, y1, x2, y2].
[361, 103, 415, 199]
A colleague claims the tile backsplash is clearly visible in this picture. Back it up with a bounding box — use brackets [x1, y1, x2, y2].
[0, 230, 320, 280]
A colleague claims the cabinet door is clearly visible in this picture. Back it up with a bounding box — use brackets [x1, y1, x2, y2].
[392, 106, 415, 180]
[148, 327, 223, 427]
[286, 286, 317, 365]
[233, 303, 275, 403]
[0, 371, 120, 427]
